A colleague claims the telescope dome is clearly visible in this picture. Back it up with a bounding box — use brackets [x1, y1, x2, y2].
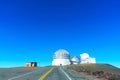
[54, 49, 70, 59]
[71, 56, 80, 64]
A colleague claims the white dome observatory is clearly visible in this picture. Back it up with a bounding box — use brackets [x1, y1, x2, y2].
[71, 56, 80, 64]
[52, 49, 71, 66]
[80, 53, 96, 64]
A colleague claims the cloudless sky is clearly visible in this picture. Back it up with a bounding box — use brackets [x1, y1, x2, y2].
[0, 0, 120, 68]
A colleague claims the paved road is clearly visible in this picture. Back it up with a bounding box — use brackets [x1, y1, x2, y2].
[0, 66, 103, 80]
[0, 67, 51, 80]
[0, 66, 70, 80]
[44, 67, 69, 80]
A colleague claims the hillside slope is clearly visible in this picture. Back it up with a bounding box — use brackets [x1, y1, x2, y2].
[67, 64, 120, 80]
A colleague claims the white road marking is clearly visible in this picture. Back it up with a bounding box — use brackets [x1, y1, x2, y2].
[8, 70, 38, 80]
[59, 67, 72, 80]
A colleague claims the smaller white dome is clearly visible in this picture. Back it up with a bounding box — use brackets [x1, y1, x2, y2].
[71, 56, 79, 62]
[71, 56, 80, 64]
[80, 53, 89, 59]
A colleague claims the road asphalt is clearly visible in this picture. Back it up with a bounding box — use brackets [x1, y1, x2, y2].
[0, 67, 51, 80]
[44, 67, 69, 80]
[0, 66, 104, 80]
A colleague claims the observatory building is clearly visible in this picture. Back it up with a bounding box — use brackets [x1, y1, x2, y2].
[80, 53, 96, 64]
[71, 56, 80, 64]
[52, 49, 71, 66]
[26, 62, 37, 67]
[52, 49, 96, 66]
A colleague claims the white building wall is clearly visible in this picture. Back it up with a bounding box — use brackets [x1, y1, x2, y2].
[80, 53, 96, 64]
[81, 58, 96, 64]
[52, 59, 71, 66]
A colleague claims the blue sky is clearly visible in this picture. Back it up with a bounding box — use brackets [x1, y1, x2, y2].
[0, 0, 120, 68]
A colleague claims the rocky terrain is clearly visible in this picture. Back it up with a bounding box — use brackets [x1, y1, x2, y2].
[67, 64, 120, 80]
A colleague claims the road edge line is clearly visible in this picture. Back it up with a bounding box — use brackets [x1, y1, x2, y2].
[60, 67, 72, 80]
